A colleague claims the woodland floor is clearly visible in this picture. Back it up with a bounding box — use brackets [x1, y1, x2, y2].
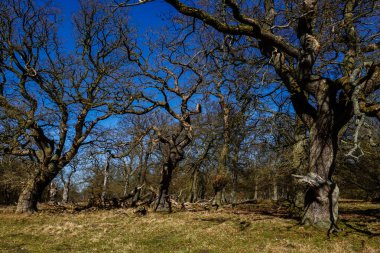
[0, 199, 379, 253]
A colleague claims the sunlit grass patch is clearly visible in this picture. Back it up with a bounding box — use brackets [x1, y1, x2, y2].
[0, 201, 379, 253]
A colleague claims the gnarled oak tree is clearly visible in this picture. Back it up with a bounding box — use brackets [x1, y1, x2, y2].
[123, 0, 380, 227]
[0, 0, 149, 213]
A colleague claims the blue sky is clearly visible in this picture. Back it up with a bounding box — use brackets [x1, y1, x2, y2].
[44, 0, 177, 128]
[51, 0, 173, 51]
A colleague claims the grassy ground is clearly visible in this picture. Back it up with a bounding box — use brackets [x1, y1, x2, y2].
[0, 200, 379, 253]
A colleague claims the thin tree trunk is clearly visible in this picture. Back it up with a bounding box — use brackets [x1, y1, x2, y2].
[60, 162, 77, 205]
[231, 151, 239, 206]
[49, 183, 57, 204]
[101, 153, 111, 205]
[272, 178, 278, 201]
[62, 181, 70, 204]
[154, 162, 174, 212]
[231, 174, 237, 206]
[254, 181, 258, 200]
[123, 160, 132, 198]
[188, 168, 199, 203]
[213, 141, 229, 207]
[132, 145, 150, 207]
[221, 188, 228, 203]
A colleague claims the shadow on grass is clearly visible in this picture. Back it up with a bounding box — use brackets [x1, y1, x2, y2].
[0, 243, 29, 253]
[194, 217, 231, 224]
[340, 208, 380, 219]
[341, 220, 380, 237]
[229, 202, 301, 221]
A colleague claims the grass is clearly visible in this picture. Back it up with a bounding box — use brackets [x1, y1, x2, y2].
[0, 200, 379, 253]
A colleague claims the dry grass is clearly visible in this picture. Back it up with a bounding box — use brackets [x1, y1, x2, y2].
[0, 200, 379, 253]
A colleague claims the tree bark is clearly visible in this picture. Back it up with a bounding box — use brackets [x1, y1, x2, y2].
[213, 140, 229, 207]
[154, 162, 174, 212]
[188, 168, 199, 203]
[123, 161, 133, 198]
[253, 180, 258, 200]
[49, 183, 58, 204]
[213, 99, 230, 207]
[61, 165, 76, 204]
[62, 181, 70, 204]
[189, 169, 207, 202]
[16, 163, 60, 213]
[101, 153, 111, 205]
[272, 178, 278, 201]
[230, 147, 240, 206]
[301, 102, 341, 228]
[132, 142, 152, 207]
[231, 169, 238, 206]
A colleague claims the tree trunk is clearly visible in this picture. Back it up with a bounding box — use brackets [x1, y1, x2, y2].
[302, 116, 340, 228]
[213, 140, 229, 207]
[16, 163, 59, 213]
[214, 190, 223, 207]
[61, 164, 76, 204]
[101, 153, 111, 205]
[132, 148, 150, 207]
[49, 183, 57, 204]
[212, 174, 228, 207]
[213, 182, 228, 206]
[290, 119, 308, 210]
[16, 177, 43, 213]
[154, 163, 174, 212]
[231, 153, 239, 206]
[122, 165, 131, 198]
[271, 159, 278, 202]
[254, 181, 258, 200]
[272, 178, 278, 201]
[213, 103, 230, 207]
[188, 168, 199, 203]
[62, 181, 70, 204]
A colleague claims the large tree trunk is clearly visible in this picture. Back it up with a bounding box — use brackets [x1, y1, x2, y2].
[16, 163, 59, 213]
[154, 162, 174, 212]
[302, 114, 340, 228]
[16, 177, 43, 213]
[290, 119, 308, 210]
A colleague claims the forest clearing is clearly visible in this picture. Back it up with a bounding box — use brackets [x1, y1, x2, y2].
[1, 0, 379, 251]
[0, 200, 379, 253]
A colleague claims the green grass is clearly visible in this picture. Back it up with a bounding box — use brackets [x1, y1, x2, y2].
[0, 200, 379, 253]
